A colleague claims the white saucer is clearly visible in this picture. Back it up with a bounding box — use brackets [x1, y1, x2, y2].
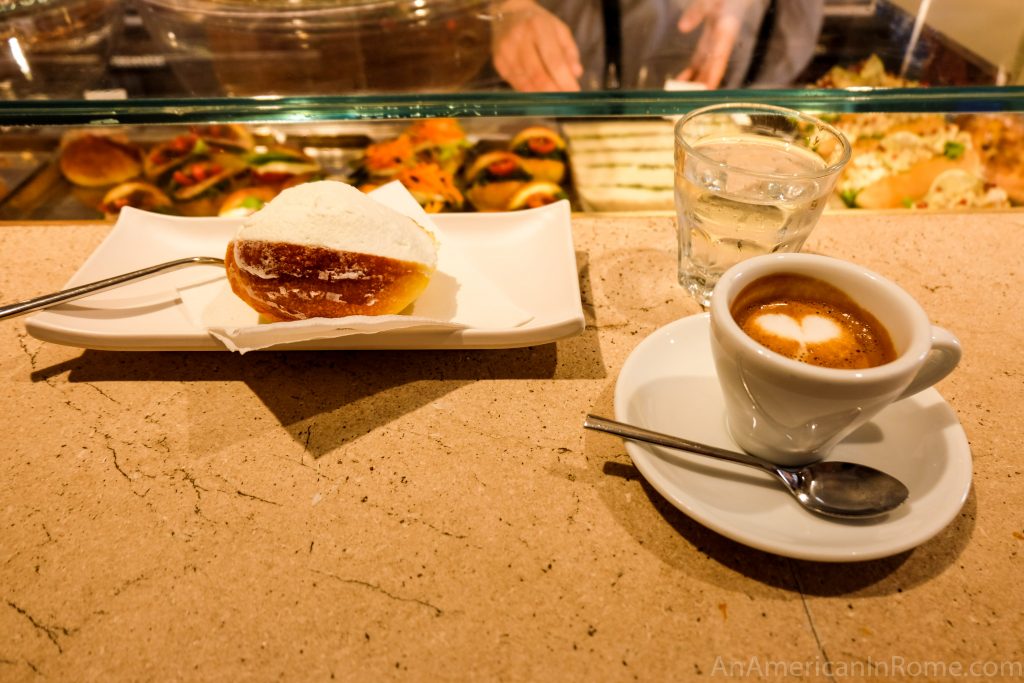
[613, 313, 972, 562]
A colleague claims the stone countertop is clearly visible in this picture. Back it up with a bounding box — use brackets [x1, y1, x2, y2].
[1, 210, 1022, 681]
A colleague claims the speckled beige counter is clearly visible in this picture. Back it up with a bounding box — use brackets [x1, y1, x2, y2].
[1, 210, 1022, 682]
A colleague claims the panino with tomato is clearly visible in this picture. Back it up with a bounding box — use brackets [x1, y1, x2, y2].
[165, 153, 249, 215]
[510, 126, 567, 183]
[463, 151, 534, 212]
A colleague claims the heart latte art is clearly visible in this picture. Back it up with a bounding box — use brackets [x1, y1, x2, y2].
[731, 274, 897, 370]
[754, 313, 842, 345]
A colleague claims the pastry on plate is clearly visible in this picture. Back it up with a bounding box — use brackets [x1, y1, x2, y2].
[225, 180, 438, 321]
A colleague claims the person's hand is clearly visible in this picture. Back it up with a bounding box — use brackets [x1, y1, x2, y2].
[675, 0, 757, 89]
[492, 0, 583, 92]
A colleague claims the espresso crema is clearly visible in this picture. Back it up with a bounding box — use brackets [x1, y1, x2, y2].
[730, 273, 897, 370]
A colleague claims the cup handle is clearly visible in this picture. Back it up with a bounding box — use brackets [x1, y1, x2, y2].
[897, 325, 962, 400]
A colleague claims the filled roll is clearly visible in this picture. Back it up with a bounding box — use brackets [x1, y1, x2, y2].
[247, 146, 322, 186]
[168, 154, 249, 216]
[510, 126, 567, 183]
[359, 135, 416, 182]
[225, 180, 438, 321]
[99, 181, 173, 219]
[143, 133, 208, 181]
[405, 118, 471, 174]
[463, 151, 532, 212]
[506, 180, 567, 210]
[191, 123, 255, 153]
[394, 162, 464, 213]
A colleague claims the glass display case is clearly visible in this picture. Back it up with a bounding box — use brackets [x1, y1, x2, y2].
[2, 0, 1023, 220]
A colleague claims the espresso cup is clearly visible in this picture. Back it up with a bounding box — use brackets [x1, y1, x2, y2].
[709, 253, 962, 466]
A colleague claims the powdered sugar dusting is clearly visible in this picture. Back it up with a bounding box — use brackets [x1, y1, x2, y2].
[237, 180, 437, 268]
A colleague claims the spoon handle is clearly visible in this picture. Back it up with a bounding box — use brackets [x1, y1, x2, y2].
[0, 256, 225, 321]
[583, 414, 772, 472]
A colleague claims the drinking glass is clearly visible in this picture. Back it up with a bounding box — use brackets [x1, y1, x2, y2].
[674, 103, 851, 308]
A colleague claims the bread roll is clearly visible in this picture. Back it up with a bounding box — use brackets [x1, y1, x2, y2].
[59, 133, 142, 187]
[225, 180, 437, 321]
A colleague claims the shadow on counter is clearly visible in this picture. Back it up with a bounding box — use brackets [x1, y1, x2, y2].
[27, 250, 606, 458]
[608, 458, 976, 597]
[33, 344, 594, 454]
[581, 378, 976, 597]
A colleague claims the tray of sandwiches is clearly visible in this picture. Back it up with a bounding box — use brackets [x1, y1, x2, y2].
[0, 118, 578, 222]
[1, 58, 1022, 221]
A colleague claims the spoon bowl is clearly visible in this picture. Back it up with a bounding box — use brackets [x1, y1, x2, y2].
[584, 414, 908, 519]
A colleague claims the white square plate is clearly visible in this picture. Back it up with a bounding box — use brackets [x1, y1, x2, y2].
[25, 202, 584, 351]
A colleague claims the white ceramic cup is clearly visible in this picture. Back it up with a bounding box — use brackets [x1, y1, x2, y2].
[709, 253, 962, 466]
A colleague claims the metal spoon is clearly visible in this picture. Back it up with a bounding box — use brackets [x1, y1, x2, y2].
[584, 414, 909, 519]
[0, 256, 225, 321]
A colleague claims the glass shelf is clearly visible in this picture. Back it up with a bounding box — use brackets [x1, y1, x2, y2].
[4, 86, 1024, 127]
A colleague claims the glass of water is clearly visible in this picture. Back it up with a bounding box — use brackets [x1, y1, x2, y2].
[674, 103, 851, 308]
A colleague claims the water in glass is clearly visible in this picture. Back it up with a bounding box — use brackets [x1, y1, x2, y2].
[675, 134, 831, 308]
